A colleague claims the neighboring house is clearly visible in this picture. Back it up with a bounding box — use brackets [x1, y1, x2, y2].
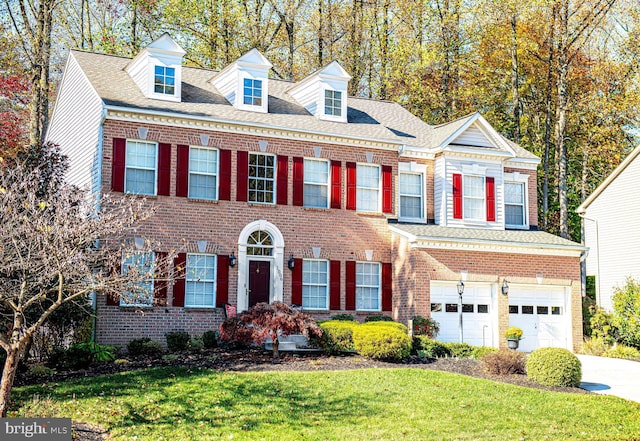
[46, 34, 585, 351]
[577, 145, 640, 311]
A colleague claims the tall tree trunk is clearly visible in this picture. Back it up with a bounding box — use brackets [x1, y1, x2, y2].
[510, 9, 520, 144]
[554, 1, 569, 239]
[542, 2, 557, 232]
[318, 0, 324, 66]
[0, 348, 19, 417]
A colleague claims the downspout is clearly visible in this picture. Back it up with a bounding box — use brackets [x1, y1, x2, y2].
[91, 106, 107, 343]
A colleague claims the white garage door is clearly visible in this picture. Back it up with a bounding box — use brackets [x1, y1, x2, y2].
[508, 285, 571, 352]
[430, 282, 497, 347]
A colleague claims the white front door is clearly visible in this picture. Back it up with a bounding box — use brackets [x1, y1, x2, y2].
[508, 285, 571, 352]
[430, 282, 496, 347]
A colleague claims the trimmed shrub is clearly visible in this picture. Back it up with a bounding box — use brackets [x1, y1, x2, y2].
[319, 321, 359, 354]
[188, 336, 204, 351]
[414, 337, 451, 358]
[127, 338, 163, 357]
[362, 321, 408, 333]
[581, 337, 609, 356]
[444, 342, 474, 358]
[352, 325, 411, 360]
[604, 344, 640, 361]
[482, 349, 527, 375]
[202, 330, 219, 349]
[364, 314, 394, 322]
[166, 331, 190, 352]
[330, 314, 355, 321]
[411, 316, 439, 339]
[48, 345, 92, 370]
[526, 347, 581, 387]
[472, 346, 498, 359]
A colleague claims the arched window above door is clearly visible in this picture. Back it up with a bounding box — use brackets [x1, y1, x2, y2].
[246, 230, 274, 256]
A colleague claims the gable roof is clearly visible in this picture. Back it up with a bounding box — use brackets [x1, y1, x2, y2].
[67, 49, 537, 160]
[577, 144, 640, 213]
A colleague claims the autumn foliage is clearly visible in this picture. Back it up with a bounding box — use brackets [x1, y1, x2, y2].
[219, 302, 322, 359]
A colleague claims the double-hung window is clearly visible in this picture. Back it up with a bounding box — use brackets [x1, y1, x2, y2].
[463, 175, 485, 220]
[120, 251, 154, 306]
[125, 140, 157, 195]
[185, 253, 217, 307]
[399, 172, 424, 220]
[324, 90, 342, 117]
[304, 159, 329, 208]
[154, 66, 175, 95]
[248, 153, 275, 203]
[243, 78, 263, 106]
[505, 182, 526, 228]
[302, 259, 329, 310]
[356, 164, 380, 212]
[356, 262, 381, 311]
[189, 147, 218, 200]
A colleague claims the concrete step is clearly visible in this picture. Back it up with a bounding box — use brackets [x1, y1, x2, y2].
[264, 334, 309, 351]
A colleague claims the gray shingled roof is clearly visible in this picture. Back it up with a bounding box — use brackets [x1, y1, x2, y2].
[71, 49, 536, 160]
[390, 224, 585, 250]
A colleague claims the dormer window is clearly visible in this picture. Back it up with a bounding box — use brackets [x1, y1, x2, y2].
[243, 78, 263, 106]
[324, 90, 342, 117]
[154, 66, 176, 95]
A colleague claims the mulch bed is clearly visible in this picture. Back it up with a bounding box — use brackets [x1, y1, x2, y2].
[15, 348, 590, 440]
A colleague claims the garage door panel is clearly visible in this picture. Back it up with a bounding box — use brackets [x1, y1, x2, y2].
[430, 283, 496, 347]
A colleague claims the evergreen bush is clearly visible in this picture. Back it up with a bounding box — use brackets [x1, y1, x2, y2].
[166, 331, 190, 352]
[352, 325, 411, 360]
[526, 347, 581, 387]
[202, 330, 218, 349]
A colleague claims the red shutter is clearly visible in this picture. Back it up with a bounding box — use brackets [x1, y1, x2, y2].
[154, 252, 168, 306]
[176, 144, 189, 197]
[345, 261, 356, 310]
[236, 151, 248, 202]
[381, 262, 392, 312]
[172, 253, 187, 307]
[382, 165, 393, 213]
[216, 255, 229, 307]
[277, 155, 288, 205]
[106, 254, 121, 305]
[292, 157, 304, 206]
[330, 260, 341, 310]
[157, 143, 172, 196]
[218, 149, 231, 201]
[111, 138, 126, 192]
[346, 162, 357, 210]
[453, 173, 463, 219]
[331, 161, 342, 209]
[291, 258, 303, 305]
[486, 177, 496, 222]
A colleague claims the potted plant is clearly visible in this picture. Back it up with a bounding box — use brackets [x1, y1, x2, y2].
[504, 326, 523, 350]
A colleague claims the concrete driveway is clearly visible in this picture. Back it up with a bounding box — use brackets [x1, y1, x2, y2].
[577, 354, 640, 403]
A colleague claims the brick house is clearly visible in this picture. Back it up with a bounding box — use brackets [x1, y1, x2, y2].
[46, 34, 585, 351]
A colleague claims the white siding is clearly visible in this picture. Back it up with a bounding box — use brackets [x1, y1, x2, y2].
[584, 156, 640, 311]
[443, 158, 503, 229]
[450, 125, 494, 147]
[434, 156, 446, 225]
[46, 53, 104, 191]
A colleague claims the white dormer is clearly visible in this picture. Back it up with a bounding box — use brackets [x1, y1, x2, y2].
[288, 61, 351, 123]
[125, 33, 185, 102]
[210, 49, 272, 113]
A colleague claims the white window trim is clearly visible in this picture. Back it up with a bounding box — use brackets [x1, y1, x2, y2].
[185, 253, 217, 308]
[399, 162, 427, 223]
[188, 146, 219, 201]
[355, 261, 381, 312]
[318, 85, 347, 123]
[248, 152, 277, 205]
[236, 73, 268, 113]
[462, 174, 486, 222]
[120, 251, 155, 307]
[356, 163, 381, 213]
[148, 63, 181, 102]
[302, 258, 330, 311]
[504, 173, 529, 229]
[125, 139, 158, 196]
[304, 158, 330, 209]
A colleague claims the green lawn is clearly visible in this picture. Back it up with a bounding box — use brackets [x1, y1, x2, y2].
[11, 366, 640, 440]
